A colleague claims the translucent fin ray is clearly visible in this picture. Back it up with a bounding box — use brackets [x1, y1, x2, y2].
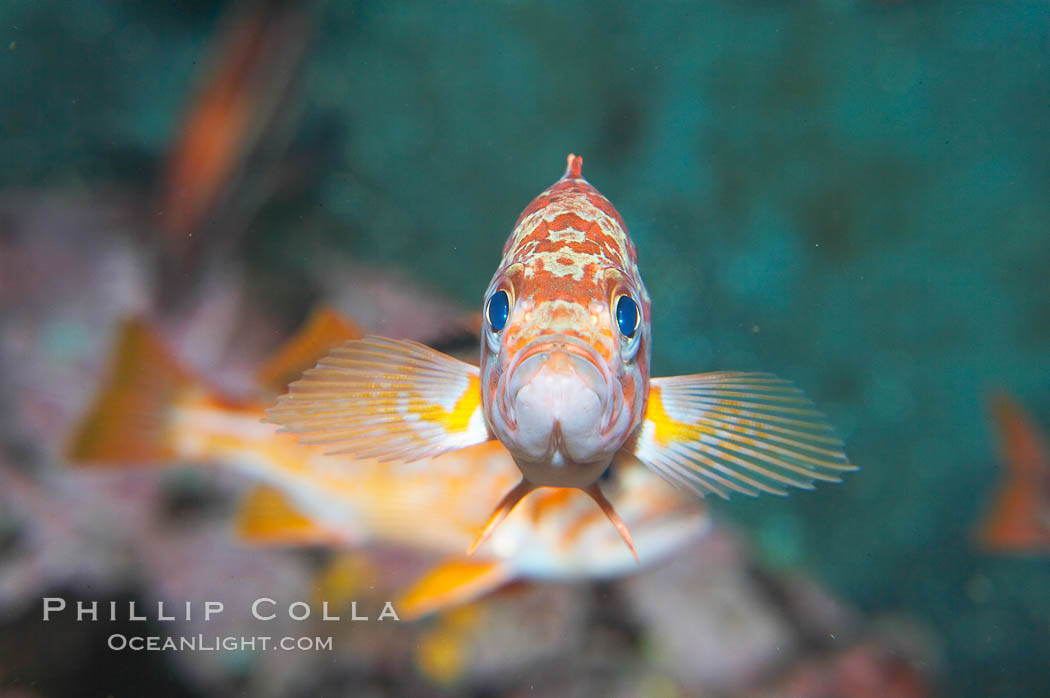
[266, 336, 491, 461]
[255, 307, 364, 394]
[629, 373, 853, 498]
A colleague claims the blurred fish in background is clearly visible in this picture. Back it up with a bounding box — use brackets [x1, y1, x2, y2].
[974, 392, 1050, 554]
[65, 312, 709, 620]
[153, 0, 316, 315]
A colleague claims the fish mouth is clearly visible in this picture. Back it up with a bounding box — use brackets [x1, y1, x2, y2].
[497, 334, 620, 439]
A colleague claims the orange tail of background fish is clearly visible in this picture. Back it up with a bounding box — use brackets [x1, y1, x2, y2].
[65, 319, 215, 465]
[66, 306, 363, 467]
[975, 391, 1050, 552]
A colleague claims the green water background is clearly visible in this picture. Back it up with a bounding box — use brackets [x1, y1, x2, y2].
[2, 1, 1048, 695]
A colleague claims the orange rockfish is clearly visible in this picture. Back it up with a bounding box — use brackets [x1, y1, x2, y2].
[268, 155, 854, 557]
[66, 313, 707, 618]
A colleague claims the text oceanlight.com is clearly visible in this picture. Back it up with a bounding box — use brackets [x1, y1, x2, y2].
[107, 634, 334, 652]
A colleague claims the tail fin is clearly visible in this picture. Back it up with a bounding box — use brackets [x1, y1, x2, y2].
[65, 319, 207, 465]
[255, 306, 363, 394]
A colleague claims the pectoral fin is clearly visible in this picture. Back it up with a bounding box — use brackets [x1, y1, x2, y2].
[266, 336, 491, 461]
[629, 373, 854, 498]
[397, 557, 513, 620]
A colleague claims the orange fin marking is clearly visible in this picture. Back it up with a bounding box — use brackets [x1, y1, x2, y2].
[467, 480, 535, 556]
[235, 485, 346, 545]
[65, 319, 209, 465]
[976, 392, 1050, 552]
[397, 558, 512, 621]
[256, 306, 364, 393]
[584, 484, 638, 562]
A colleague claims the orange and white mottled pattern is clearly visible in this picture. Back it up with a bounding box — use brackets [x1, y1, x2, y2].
[493, 155, 648, 362]
[481, 155, 651, 488]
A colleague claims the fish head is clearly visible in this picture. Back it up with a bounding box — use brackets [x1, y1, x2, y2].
[480, 155, 651, 489]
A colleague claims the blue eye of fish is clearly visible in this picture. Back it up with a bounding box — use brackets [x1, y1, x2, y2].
[616, 295, 639, 338]
[487, 290, 509, 332]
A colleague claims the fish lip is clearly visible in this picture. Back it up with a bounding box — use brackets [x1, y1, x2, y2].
[497, 333, 619, 436]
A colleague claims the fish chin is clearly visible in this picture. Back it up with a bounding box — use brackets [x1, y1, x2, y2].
[493, 335, 628, 487]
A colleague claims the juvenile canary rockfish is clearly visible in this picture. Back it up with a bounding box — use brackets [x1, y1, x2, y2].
[268, 155, 854, 557]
